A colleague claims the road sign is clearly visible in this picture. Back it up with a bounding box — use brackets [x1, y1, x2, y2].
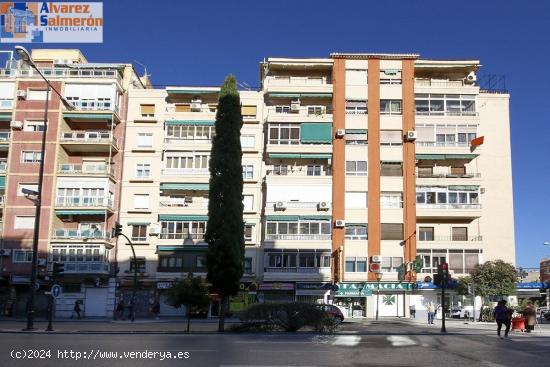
[51, 284, 62, 298]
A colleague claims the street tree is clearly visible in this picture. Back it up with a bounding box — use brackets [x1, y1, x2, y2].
[205, 75, 245, 332]
[164, 274, 210, 332]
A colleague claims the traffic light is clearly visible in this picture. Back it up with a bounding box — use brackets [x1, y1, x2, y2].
[114, 222, 123, 237]
[436, 263, 451, 287]
[52, 262, 64, 277]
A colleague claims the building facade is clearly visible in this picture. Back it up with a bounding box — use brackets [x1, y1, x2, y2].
[0, 49, 515, 319]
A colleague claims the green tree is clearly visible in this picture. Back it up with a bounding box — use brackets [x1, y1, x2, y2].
[457, 260, 518, 321]
[205, 75, 245, 332]
[164, 274, 210, 332]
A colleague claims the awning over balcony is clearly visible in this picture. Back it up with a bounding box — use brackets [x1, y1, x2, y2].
[164, 120, 215, 126]
[346, 129, 368, 134]
[159, 215, 208, 221]
[346, 223, 367, 227]
[416, 154, 478, 160]
[265, 215, 331, 221]
[160, 183, 209, 190]
[0, 113, 11, 121]
[62, 112, 114, 123]
[300, 123, 332, 144]
[55, 209, 106, 216]
[268, 153, 332, 159]
[267, 93, 332, 98]
[157, 245, 208, 253]
[127, 221, 151, 225]
[0, 176, 5, 188]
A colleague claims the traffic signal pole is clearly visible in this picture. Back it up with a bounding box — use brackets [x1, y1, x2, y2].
[440, 281, 446, 333]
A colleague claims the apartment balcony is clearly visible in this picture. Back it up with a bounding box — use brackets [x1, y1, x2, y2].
[416, 170, 481, 185]
[55, 196, 114, 210]
[0, 159, 7, 173]
[0, 99, 13, 109]
[60, 131, 119, 153]
[263, 266, 331, 282]
[0, 131, 9, 150]
[52, 229, 113, 243]
[163, 137, 212, 149]
[57, 164, 115, 178]
[266, 142, 332, 156]
[68, 99, 119, 114]
[265, 234, 332, 241]
[158, 198, 209, 214]
[418, 235, 482, 244]
[415, 79, 471, 88]
[415, 141, 481, 157]
[264, 76, 333, 95]
[265, 106, 333, 123]
[7, 66, 121, 81]
[161, 168, 209, 177]
[60, 261, 110, 275]
[416, 203, 482, 219]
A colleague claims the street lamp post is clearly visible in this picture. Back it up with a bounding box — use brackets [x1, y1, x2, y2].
[16, 46, 74, 331]
[375, 272, 383, 321]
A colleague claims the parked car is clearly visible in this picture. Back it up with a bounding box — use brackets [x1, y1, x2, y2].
[318, 304, 345, 324]
[451, 306, 473, 319]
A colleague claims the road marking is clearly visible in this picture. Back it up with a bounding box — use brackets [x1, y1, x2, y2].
[387, 336, 417, 347]
[480, 361, 507, 367]
[331, 335, 361, 346]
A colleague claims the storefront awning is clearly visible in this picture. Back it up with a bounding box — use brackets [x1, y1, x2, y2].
[160, 183, 209, 190]
[158, 215, 208, 221]
[164, 120, 215, 126]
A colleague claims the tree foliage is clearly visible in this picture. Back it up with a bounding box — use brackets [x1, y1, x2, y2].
[205, 75, 245, 331]
[164, 274, 210, 331]
[467, 260, 518, 298]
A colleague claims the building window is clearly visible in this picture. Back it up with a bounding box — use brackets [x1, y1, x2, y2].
[418, 166, 433, 177]
[17, 183, 38, 196]
[136, 163, 151, 178]
[129, 257, 147, 273]
[415, 94, 476, 116]
[242, 165, 254, 180]
[452, 227, 468, 241]
[380, 192, 403, 208]
[265, 220, 331, 239]
[23, 120, 45, 131]
[27, 89, 48, 100]
[345, 69, 368, 85]
[241, 105, 257, 118]
[244, 225, 253, 242]
[62, 284, 82, 293]
[240, 134, 255, 148]
[380, 161, 403, 176]
[140, 104, 155, 117]
[165, 125, 215, 141]
[345, 257, 367, 272]
[242, 195, 254, 212]
[133, 194, 150, 210]
[306, 165, 322, 176]
[14, 216, 35, 229]
[268, 123, 300, 145]
[137, 133, 153, 147]
[381, 257, 404, 272]
[380, 130, 403, 146]
[346, 160, 367, 176]
[243, 257, 253, 274]
[345, 100, 368, 114]
[381, 223, 403, 240]
[380, 100, 402, 115]
[12, 250, 33, 263]
[346, 131, 368, 145]
[131, 225, 148, 242]
[418, 227, 434, 241]
[271, 164, 288, 175]
[345, 225, 367, 240]
[380, 69, 402, 84]
[21, 151, 42, 163]
[345, 257, 356, 272]
[345, 191, 367, 209]
[160, 220, 207, 240]
[165, 154, 209, 170]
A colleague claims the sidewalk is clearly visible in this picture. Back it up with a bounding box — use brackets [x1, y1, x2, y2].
[401, 316, 550, 334]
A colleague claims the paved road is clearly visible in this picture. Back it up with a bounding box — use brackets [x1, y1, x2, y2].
[0, 320, 548, 366]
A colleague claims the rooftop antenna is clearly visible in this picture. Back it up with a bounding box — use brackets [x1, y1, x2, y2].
[133, 59, 150, 79]
[238, 81, 252, 91]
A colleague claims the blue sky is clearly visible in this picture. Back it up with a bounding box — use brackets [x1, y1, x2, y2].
[4, 0, 550, 268]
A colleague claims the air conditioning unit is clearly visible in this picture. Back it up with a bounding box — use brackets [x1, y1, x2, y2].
[336, 129, 345, 138]
[465, 71, 477, 84]
[371, 255, 382, 263]
[290, 99, 301, 112]
[275, 201, 286, 210]
[0, 249, 11, 256]
[37, 258, 47, 266]
[190, 99, 202, 111]
[10, 120, 23, 129]
[16, 90, 27, 99]
[405, 130, 417, 141]
[318, 201, 331, 211]
[335, 220, 345, 228]
[149, 223, 160, 236]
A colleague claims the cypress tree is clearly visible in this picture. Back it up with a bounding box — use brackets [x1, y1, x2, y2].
[205, 75, 244, 332]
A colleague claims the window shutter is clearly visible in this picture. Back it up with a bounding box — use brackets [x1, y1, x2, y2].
[241, 105, 257, 116]
[140, 104, 155, 115]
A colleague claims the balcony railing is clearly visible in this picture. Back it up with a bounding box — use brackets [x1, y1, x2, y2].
[0, 131, 10, 142]
[265, 234, 332, 241]
[164, 137, 213, 144]
[267, 76, 332, 86]
[418, 235, 483, 242]
[62, 261, 110, 274]
[416, 172, 481, 179]
[55, 196, 114, 208]
[67, 99, 119, 113]
[60, 131, 117, 146]
[266, 106, 332, 116]
[165, 105, 216, 113]
[161, 168, 209, 176]
[417, 203, 481, 210]
[0, 67, 121, 81]
[264, 267, 331, 273]
[0, 159, 7, 173]
[58, 164, 115, 176]
[52, 229, 112, 241]
[415, 79, 468, 88]
[416, 141, 472, 147]
[158, 233, 205, 240]
[266, 201, 327, 209]
[0, 99, 13, 109]
[415, 110, 478, 117]
[159, 198, 208, 208]
[266, 169, 332, 177]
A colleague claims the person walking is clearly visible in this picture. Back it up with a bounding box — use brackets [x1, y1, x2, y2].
[116, 299, 125, 320]
[409, 304, 416, 319]
[493, 300, 512, 338]
[523, 301, 537, 333]
[71, 300, 81, 319]
[427, 302, 435, 324]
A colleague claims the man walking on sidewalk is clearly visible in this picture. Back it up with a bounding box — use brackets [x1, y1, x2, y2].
[493, 300, 512, 338]
[427, 302, 435, 324]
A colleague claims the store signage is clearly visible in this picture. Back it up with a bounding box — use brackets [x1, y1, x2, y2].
[336, 282, 414, 296]
[335, 283, 373, 296]
[516, 282, 548, 289]
[296, 282, 332, 290]
[259, 282, 294, 291]
[156, 281, 173, 289]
